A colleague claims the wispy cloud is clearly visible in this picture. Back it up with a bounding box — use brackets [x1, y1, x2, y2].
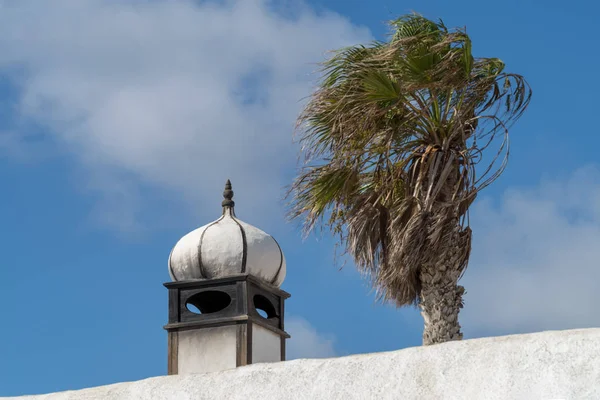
[462, 165, 600, 336]
[286, 316, 337, 359]
[0, 0, 371, 229]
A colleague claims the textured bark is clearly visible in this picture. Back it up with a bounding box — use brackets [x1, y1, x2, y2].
[415, 156, 471, 345]
[419, 244, 465, 346]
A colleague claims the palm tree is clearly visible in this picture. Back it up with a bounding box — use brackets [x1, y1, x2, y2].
[287, 14, 531, 345]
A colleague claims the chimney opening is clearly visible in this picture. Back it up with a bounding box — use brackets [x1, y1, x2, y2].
[186, 290, 232, 314]
[253, 294, 277, 319]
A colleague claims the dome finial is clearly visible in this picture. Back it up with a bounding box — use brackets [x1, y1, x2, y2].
[222, 179, 235, 210]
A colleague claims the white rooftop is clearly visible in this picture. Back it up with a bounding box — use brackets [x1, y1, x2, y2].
[7, 328, 600, 400]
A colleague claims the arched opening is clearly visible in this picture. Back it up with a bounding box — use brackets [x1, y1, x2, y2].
[253, 294, 277, 319]
[186, 290, 232, 314]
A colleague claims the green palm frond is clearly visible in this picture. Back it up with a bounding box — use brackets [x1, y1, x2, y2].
[361, 70, 402, 102]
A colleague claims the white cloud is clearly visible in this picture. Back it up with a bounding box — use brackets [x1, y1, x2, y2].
[286, 316, 337, 359]
[461, 165, 600, 337]
[0, 0, 371, 228]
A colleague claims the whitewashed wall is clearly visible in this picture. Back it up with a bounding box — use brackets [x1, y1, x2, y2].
[252, 325, 281, 363]
[177, 326, 237, 374]
[5, 328, 600, 400]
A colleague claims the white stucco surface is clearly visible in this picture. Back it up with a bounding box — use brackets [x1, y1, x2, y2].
[169, 208, 286, 285]
[252, 324, 281, 364]
[177, 326, 237, 374]
[7, 328, 600, 400]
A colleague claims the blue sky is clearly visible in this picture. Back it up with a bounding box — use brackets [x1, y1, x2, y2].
[1, 0, 599, 396]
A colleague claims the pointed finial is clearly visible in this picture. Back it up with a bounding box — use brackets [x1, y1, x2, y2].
[222, 179, 235, 209]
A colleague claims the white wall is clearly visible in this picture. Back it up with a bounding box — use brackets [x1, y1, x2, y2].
[252, 325, 281, 364]
[5, 328, 600, 400]
[178, 326, 237, 374]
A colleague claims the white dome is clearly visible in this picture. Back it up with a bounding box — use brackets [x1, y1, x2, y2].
[168, 180, 286, 287]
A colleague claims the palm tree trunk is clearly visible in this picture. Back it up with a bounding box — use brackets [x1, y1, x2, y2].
[418, 253, 465, 345]
[417, 161, 469, 345]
